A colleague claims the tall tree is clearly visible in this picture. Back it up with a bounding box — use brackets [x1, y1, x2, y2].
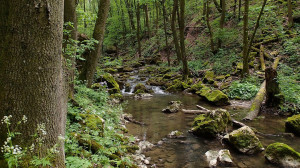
[206, 1, 215, 53]
[179, 0, 189, 79]
[162, 0, 170, 66]
[217, 0, 225, 49]
[242, 0, 249, 77]
[64, 0, 78, 97]
[171, 0, 182, 63]
[136, 0, 142, 57]
[287, 0, 293, 29]
[79, 0, 111, 87]
[144, 4, 151, 37]
[0, 0, 66, 167]
[124, 0, 136, 31]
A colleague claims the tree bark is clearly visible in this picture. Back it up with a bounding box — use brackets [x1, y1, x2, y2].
[238, 0, 241, 21]
[136, 1, 142, 58]
[0, 0, 66, 167]
[144, 4, 151, 37]
[171, 0, 182, 63]
[288, 0, 294, 29]
[259, 45, 266, 71]
[243, 57, 280, 120]
[265, 68, 282, 107]
[179, 0, 189, 79]
[162, 0, 170, 66]
[242, 0, 249, 77]
[206, 2, 215, 53]
[124, 0, 136, 31]
[79, 0, 111, 87]
[217, 0, 225, 49]
[64, 0, 78, 98]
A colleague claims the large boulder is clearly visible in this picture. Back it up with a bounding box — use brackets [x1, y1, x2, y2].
[162, 101, 183, 113]
[205, 149, 235, 167]
[203, 71, 215, 84]
[196, 86, 230, 106]
[190, 109, 231, 138]
[265, 142, 300, 168]
[228, 126, 264, 154]
[285, 114, 300, 136]
[166, 79, 192, 92]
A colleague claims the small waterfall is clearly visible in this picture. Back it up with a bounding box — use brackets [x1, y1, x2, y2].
[121, 73, 166, 95]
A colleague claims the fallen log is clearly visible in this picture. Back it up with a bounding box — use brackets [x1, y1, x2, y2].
[182, 109, 210, 114]
[259, 45, 266, 71]
[232, 119, 247, 128]
[196, 105, 210, 112]
[253, 37, 278, 48]
[243, 57, 280, 121]
[251, 47, 272, 60]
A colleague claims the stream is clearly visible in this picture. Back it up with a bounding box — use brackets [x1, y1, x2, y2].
[122, 73, 300, 168]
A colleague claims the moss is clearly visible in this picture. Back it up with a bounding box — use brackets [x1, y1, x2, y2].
[146, 77, 167, 86]
[123, 66, 134, 72]
[216, 75, 226, 80]
[265, 142, 300, 167]
[197, 87, 230, 106]
[229, 126, 263, 154]
[133, 83, 147, 94]
[101, 73, 120, 94]
[203, 71, 215, 84]
[123, 145, 139, 154]
[237, 62, 243, 70]
[104, 68, 117, 73]
[191, 109, 231, 138]
[285, 114, 300, 136]
[190, 81, 204, 93]
[79, 114, 104, 136]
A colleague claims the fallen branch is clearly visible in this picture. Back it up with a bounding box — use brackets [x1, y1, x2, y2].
[243, 57, 280, 120]
[182, 109, 210, 114]
[124, 116, 145, 125]
[232, 119, 247, 128]
[196, 105, 210, 112]
[253, 37, 278, 48]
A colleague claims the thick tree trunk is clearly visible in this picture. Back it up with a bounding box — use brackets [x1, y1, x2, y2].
[243, 57, 280, 121]
[242, 0, 249, 77]
[79, 0, 111, 87]
[265, 68, 282, 107]
[64, 0, 78, 98]
[144, 5, 151, 37]
[179, 0, 189, 79]
[136, 1, 142, 58]
[0, 0, 66, 167]
[171, 0, 182, 63]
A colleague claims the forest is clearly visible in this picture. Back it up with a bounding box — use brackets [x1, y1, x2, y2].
[0, 0, 299, 167]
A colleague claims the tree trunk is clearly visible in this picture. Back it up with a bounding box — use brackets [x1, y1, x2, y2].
[79, 0, 111, 87]
[234, 0, 237, 18]
[217, 0, 225, 49]
[162, 0, 170, 66]
[64, 0, 78, 98]
[0, 0, 66, 167]
[171, 0, 182, 63]
[238, 0, 241, 21]
[288, 0, 293, 28]
[243, 57, 280, 120]
[136, 1, 142, 58]
[246, 0, 267, 62]
[259, 45, 266, 71]
[179, 0, 189, 79]
[265, 68, 282, 107]
[144, 4, 151, 37]
[242, 0, 249, 77]
[202, 0, 207, 20]
[124, 0, 135, 31]
[213, 0, 222, 13]
[206, 2, 215, 53]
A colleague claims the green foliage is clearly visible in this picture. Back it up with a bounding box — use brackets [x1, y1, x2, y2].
[281, 36, 300, 66]
[211, 49, 239, 75]
[278, 64, 300, 113]
[65, 84, 136, 167]
[227, 81, 259, 100]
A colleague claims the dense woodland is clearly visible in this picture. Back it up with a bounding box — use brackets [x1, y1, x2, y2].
[0, 0, 299, 167]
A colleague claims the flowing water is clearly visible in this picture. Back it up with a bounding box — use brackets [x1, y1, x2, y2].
[122, 73, 300, 168]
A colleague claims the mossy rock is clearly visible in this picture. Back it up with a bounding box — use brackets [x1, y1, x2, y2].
[265, 142, 300, 168]
[104, 68, 117, 73]
[166, 79, 192, 92]
[236, 62, 243, 70]
[190, 109, 231, 138]
[228, 126, 264, 155]
[133, 83, 147, 94]
[162, 101, 183, 113]
[146, 77, 167, 86]
[216, 75, 226, 81]
[97, 73, 120, 94]
[203, 71, 215, 84]
[190, 81, 205, 93]
[123, 67, 134, 72]
[285, 114, 300, 136]
[196, 87, 230, 106]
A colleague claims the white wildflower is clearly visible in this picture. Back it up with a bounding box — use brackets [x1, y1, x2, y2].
[22, 115, 27, 123]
